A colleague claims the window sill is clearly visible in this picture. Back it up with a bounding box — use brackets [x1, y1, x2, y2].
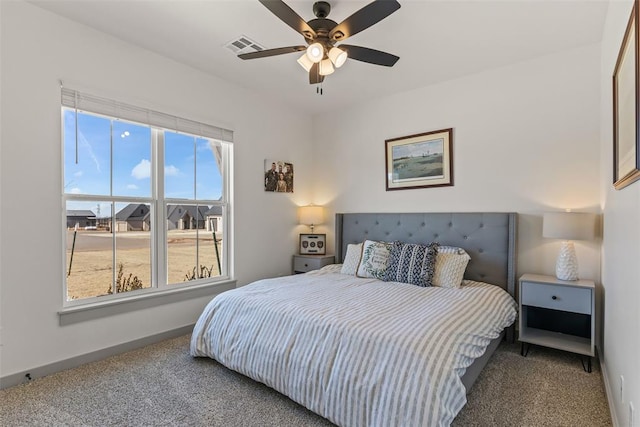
[58, 279, 236, 325]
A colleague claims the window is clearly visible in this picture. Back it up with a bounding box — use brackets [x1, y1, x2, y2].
[62, 89, 232, 304]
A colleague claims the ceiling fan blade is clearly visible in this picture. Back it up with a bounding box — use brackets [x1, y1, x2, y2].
[329, 0, 401, 42]
[238, 46, 306, 60]
[259, 0, 317, 40]
[309, 63, 325, 84]
[340, 44, 399, 67]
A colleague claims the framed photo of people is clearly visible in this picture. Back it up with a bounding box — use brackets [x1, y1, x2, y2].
[299, 234, 326, 255]
[264, 159, 294, 192]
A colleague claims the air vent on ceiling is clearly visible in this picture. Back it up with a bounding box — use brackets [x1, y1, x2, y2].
[224, 35, 265, 56]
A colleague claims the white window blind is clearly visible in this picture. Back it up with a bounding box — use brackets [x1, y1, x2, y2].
[61, 87, 233, 142]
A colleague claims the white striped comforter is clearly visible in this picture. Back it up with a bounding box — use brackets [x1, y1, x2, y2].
[190, 266, 517, 427]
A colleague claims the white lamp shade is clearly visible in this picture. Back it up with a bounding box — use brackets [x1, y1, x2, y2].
[299, 205, 324, 226]
[297, 53, 313, 72]
[542, 212, 597, 241]
[306, 43, 323, 63]
[319, 58, 334, 76]
[328, 47, 347, 68]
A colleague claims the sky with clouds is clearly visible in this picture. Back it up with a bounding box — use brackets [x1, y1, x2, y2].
[392, 138, 444, 159]
[64, 110, 222, 216]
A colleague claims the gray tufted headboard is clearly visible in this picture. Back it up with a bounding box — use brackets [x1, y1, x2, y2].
[335, 212, 517, 297]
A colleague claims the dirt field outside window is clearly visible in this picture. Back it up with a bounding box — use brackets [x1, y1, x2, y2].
[66, 230, 222, 300]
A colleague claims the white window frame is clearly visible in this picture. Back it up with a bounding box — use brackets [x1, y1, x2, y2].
[60, 89, 234, 311]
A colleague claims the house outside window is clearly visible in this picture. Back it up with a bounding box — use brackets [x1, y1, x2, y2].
[62, 88, 232, 304]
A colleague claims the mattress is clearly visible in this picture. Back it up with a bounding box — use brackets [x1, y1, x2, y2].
[191, 266, 517, 426]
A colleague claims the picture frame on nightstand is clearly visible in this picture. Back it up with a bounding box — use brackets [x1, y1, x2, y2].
[299, 234, 326, 255]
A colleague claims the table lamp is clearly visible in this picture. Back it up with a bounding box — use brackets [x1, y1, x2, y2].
[543, 212, 597, 281]
[299, 205, 323, 233]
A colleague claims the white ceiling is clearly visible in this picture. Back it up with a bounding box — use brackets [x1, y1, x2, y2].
[30, 0, 609, 116]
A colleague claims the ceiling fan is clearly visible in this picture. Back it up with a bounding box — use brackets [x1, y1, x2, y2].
[239, 0, 401, 85]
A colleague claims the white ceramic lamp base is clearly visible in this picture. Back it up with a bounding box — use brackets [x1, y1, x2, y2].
[556, 241, 579, 281]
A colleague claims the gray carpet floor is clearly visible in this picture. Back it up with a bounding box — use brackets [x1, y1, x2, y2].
[0, 334, 611, 426]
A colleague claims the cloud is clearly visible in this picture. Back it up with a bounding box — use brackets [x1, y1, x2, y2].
[69, 187, 82, 194]
[165, 165, 179, 176]
[131, 159, 151, 179]
[127, 184, 139, 190]
[73, 171, 83, 177]
[131, 159, 180, 180]
[131, 160, 179, 179]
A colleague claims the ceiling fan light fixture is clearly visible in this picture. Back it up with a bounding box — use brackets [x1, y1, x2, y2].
[297, 53, 313, 72]
[328, 47, 347, 68]
[319, 58, 334, 76]
[306, 43, 324, 63]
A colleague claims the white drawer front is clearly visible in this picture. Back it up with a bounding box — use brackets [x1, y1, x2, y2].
[521, 282, 591, 314]
[294, 257, 318, 272]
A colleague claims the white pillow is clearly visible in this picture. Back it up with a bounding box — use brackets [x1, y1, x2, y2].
[356, 240, 393, 279]
[340, 243, 363, 275]
[433, 246, 471, 288]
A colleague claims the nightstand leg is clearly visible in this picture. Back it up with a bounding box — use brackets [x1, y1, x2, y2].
[581, 356, 592, 373]
[520, 342, 530, 357]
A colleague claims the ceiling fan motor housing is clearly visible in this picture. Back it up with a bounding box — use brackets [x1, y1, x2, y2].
[307, 18, 338, 48]
[307, 1, 338, 46]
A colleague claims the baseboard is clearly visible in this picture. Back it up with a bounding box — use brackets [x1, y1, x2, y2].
[0, 324, 194, 390]
[598, 347, 620, 427]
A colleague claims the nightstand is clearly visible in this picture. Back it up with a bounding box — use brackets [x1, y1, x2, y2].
[292, 254, 335, 274]
[518, 273, 595, 372]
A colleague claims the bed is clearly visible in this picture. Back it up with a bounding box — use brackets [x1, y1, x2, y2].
[191, 212, 518, 426]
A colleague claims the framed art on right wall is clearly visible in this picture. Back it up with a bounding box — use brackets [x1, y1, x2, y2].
[613, 0, 640, 190]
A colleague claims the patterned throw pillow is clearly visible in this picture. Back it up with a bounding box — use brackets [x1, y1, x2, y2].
[340, 243, 363, 275]
[356, 240, 393, 279]
[383, 241, 439, 287]
[433, 246, 471, 288]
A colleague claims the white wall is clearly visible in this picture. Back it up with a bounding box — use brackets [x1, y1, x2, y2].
[313, 44, 602, 286]
[599, 1, 640, 425]
[0, 1, 312, 379]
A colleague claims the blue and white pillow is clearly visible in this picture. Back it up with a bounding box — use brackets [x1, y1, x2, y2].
[383, 241, 439, 287]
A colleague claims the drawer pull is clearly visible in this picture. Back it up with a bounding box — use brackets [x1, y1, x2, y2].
[551, 295, 558, 300]
[304, 263, 308, 267]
